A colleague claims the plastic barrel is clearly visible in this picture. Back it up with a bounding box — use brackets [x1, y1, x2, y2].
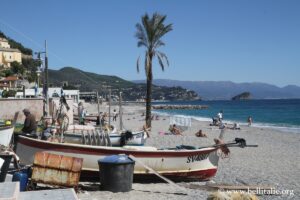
[12, 170, 28, 191]
[98, 155, 135, 192]
[0, 154, 13, 182]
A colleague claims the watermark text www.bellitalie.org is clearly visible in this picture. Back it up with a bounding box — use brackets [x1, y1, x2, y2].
[220, 187, 294, 197]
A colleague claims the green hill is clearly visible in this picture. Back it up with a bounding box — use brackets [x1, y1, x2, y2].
[48, 67, 199, 101]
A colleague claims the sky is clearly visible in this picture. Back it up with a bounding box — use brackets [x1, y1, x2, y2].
[0, 0, 299, 87]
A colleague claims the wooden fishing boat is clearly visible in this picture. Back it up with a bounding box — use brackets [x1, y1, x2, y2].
[0, 126, 14, 147]
[16, 135, 220, 181]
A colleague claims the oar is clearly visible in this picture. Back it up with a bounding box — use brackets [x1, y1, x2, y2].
[128, 155, 188, 194]
[198, 138, 258, 149]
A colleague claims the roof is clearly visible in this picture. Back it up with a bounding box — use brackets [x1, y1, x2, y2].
[0, 76, 19, 82]
[0, 47, 21, 53]
[0, 37, 8, 42]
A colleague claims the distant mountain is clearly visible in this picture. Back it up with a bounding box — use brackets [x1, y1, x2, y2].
[48, 67, 199, 101]
[133, 79, 300, 100]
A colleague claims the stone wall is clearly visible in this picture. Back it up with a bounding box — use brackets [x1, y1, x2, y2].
[0, 98, 74, 124]
[0, 98, 44, 123]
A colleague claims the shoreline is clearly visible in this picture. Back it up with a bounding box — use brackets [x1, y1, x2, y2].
[152, 110, 300, 134]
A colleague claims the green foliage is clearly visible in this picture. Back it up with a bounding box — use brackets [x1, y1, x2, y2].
[2, 69, 13, 77]
[0, 31, 6, 38]
[11, 61, 25, 75]
[22, 58, 40, 83]
[135, 13, 173, 77]
[0, 30, 32, 55]
[8, 39, 32, 55]
[1, 90, 16, 98]
[47, 67, 198, 101]
[62, 85, 78, 90]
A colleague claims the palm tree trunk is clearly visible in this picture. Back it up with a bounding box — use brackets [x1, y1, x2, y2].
[145, 77, 152, 127]
[145, 57, 153, 128]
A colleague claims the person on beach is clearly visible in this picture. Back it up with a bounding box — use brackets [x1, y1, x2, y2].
[22, 108, 37, 135]
[217, 110, 223, 122]
[247, 116, 252, 126]
[56, 96, 70, 133]
[101, 112, 108, 126]
[210, 117, 219, 126]
[169, 124, 182, 135]
[195, 129, 207, 137]
[78, 102, 86, 125]
[231, 123, 241, 130]
[112, 109, 118, 121]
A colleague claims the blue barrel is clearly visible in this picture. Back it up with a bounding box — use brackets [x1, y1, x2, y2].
[12, 170, 28, 191]
[98, 154, 135, 192]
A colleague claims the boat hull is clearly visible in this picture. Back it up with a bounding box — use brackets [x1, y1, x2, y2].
[0, 126, 14, 147]
[16, 136, 219, 181]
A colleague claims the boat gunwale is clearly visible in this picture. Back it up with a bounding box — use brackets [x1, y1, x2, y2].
[17, 135, 217, 157]
[0, 126, 14, 131]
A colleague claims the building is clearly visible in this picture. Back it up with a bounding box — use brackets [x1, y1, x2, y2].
[0, 37, 22, 68]
[15, 87, 80, 103]
[0, 76, 20, 90]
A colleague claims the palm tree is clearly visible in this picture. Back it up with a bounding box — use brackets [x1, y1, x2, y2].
[135, 13, 173, 128]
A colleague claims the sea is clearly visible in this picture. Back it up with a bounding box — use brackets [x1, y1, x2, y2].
[153, 99, 300, 134]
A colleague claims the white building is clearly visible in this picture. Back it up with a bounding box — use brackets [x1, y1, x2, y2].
[15, 87, 80, 103]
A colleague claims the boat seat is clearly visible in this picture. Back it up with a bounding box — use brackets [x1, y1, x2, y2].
[122, 146, 157, 151]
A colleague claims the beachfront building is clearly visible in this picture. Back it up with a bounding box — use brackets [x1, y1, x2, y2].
[0, 76, 20, 90]
[0, 37, 22, 68]
[15, 87, 80, 103]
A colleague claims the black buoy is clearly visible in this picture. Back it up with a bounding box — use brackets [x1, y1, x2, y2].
[98, 154, 135, 192]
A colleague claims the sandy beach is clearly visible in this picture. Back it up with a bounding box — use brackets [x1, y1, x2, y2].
[76, 103, 299, 200]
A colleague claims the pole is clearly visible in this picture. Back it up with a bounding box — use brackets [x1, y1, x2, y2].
[97, 91, 100, 125]
[119, 91, 123, 130]
[37, 52, 41, 89]
[44, 40, 49, 117]
[108, 89, 111, 127]
[97, 91, 100, 115]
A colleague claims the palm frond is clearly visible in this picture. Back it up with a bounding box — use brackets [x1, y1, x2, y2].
[156, 53, 165, 71]
[136, 56, 140, 73]
[157, 51, 169, 66]
[154, 40, 165, 49]
[135, 13, 172, 78]
[138, 41, 147, 47]
[135, 23, 148, 48]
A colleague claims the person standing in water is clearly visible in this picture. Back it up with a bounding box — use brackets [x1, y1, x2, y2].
[247, 116, 253, 126]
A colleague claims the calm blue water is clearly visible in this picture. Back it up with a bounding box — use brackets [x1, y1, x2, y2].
[153, 99, 300, 133]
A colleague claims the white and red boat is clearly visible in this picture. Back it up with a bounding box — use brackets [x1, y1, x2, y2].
[16, 135, 220, 181]
[0, 126, 14, 147]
